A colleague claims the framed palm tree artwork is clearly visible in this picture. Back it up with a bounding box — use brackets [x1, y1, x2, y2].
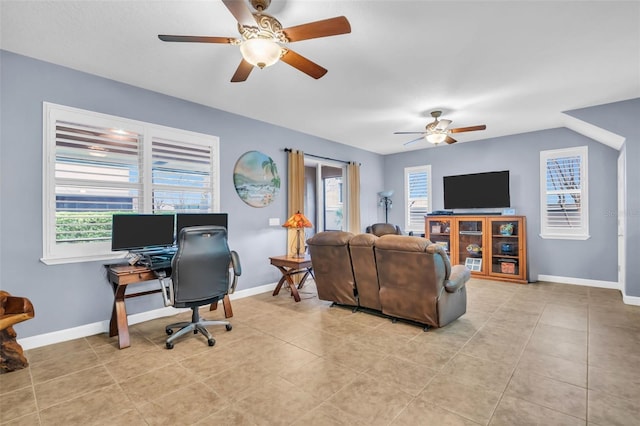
[233, 151, 280, 207]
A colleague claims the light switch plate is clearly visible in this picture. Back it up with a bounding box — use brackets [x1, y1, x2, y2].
[269, 218, 280, 226]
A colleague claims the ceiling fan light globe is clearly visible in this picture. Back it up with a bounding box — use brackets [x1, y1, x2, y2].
[426, 133, 447, 144]
[240, 38, 282, 68]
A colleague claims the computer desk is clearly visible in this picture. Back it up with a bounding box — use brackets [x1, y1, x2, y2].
[106, 264, 233, 349]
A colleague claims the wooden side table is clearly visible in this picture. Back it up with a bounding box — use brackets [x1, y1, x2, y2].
[269, 255, 314, 302]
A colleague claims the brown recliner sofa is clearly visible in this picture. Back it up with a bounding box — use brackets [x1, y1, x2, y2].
[307, 232, 470, 328]
[365, 223, 404, 237]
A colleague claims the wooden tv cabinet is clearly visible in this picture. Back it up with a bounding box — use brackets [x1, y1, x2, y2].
[425, 215, 527, 284]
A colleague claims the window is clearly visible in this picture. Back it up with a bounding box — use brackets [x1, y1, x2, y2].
[540, 146, 589, 239]
[404, 165, 432, 233]
[323, 176, 343, 231]
[42, 103, 219, 264]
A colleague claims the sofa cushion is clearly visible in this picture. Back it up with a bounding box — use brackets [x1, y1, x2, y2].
[307, 231, 358, 306]
[349, 233, 381, 311]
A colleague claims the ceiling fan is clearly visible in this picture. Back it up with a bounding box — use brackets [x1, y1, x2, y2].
[394, 111, 487, 146]
[158, 0, 351, 82]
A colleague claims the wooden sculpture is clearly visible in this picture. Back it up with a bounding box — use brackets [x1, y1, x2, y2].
[0, 291, 35, 373]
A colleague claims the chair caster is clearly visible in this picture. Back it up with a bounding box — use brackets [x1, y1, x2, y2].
[225, 324, 232, 331]
[166, 342, 174, 350]
[208, 338, 216, 346]
[165, 328, 173, 335]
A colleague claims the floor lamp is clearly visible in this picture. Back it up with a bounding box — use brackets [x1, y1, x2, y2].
[378, 190, 393, 223]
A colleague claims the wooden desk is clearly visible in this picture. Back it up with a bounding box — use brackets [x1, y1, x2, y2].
[106, 264, 233, 349]
[269, 255, 314, 302]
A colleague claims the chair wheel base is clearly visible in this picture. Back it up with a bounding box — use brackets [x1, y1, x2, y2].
[208, 339, 215, 346]
[225, 324, 232, 331]
[166, 342, 174, 350]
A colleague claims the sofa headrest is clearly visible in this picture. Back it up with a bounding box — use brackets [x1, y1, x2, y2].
[367, 223, 402, 236]
[350, 233, 377, 247]
[307, 231, 354, 246]
[374, 235, 430, 252]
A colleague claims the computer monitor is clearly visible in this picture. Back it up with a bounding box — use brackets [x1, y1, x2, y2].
[111, 214, 175, 252]
[176, 213, 228, 240]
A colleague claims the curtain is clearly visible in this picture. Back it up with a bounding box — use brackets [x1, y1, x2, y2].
[287, 149, 305, 256]
[347, 161, 361, 232]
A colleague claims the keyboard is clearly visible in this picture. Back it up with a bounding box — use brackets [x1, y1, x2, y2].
[139, 254, 173, 270]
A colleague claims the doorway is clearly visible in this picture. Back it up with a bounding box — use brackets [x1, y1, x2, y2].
[304, 160, 347, 238]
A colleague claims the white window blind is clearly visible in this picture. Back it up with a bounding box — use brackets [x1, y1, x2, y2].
[404, 165, 432, 233]
[55, 122, 143, 246]
[43, 103, 219, 264]
[151, 136, 214, 213]
[540, 146, 589, 239]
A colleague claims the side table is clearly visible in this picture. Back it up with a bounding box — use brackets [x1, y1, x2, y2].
[269, 255, 314, 302]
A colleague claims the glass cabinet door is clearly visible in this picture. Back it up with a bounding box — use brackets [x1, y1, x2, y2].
[490, 219, 520, 276]
[457, 219, 484, 273]
[426, 218, 451, 256]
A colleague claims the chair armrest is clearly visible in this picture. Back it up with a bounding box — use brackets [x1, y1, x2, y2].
[155, 270, 174, 307]
[229, 251, 242, 294]
[444, 265, 470, 293]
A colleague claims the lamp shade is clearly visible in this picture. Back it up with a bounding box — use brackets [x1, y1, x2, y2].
[426, 132, 447, 144]
[282, 211, 313, 229]
[240, 38, 282, 69]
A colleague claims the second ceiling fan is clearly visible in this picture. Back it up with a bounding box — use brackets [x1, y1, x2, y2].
[158, 0, 351, 82]
[394, 111, 486, 146]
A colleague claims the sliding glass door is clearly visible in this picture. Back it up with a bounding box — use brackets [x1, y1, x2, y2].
[304, 161, 347, 237]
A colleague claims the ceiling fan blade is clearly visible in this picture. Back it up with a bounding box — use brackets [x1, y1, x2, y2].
[280, 49, 327, 79]
[450, 125, 487, 133]
[283, 16, 351, 42]
[445, 136, 457, 144]
[158, 35, 237, 44]
[231, 59, 254, 82]
[394, 131, 426, 135]
[435, 119, 452, 131]
[403, 136, 426, 146]
[221, 0, 257, 26]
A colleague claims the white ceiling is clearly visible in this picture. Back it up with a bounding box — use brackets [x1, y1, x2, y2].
[1, 0, 639, 155]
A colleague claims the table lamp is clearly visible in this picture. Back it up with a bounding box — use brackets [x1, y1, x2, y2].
[282, 211, 313, 258]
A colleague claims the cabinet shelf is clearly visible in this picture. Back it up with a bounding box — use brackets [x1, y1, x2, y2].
[426, 215, 527, 284]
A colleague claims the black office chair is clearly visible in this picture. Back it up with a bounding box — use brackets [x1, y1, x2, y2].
[159, 226, 241, 349]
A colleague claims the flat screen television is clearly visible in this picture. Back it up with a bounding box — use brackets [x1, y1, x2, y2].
[176, 213, 228, 239]
[443, 170, 510, 209]
[111, 214, 176, 252]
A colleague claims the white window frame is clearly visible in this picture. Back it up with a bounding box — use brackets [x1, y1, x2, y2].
[42, 103, 220, 264]
[539, 146, 589, 240]
[404, 165, 432, 234]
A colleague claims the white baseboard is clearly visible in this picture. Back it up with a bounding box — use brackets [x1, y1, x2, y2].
[536, 274, 620, 290]
[536, 275, 640, 306]
[622, 294, 640, 306]
[18, 282, 276, 350]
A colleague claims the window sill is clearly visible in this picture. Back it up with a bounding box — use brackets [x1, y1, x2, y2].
[40, 252, 126, 265]
[539, 233, 591, 241]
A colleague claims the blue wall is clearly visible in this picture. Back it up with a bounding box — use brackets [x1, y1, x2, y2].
[383, 129, 620, 284]
[1, 50, 636, 340]
[564, 98, 640, 297]
[0, 50, 384, 338]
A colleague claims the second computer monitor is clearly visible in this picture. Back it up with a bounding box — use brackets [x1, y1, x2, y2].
[175, 213, 228, 239]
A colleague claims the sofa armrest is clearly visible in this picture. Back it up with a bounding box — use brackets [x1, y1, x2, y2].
[444, 265, 470, 293]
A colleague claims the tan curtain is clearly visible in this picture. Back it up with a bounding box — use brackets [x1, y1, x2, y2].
[287, 149, 305, 255]
[347, 161, 361, 232]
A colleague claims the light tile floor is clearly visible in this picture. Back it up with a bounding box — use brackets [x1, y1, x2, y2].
[1, 279, 639, 425]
